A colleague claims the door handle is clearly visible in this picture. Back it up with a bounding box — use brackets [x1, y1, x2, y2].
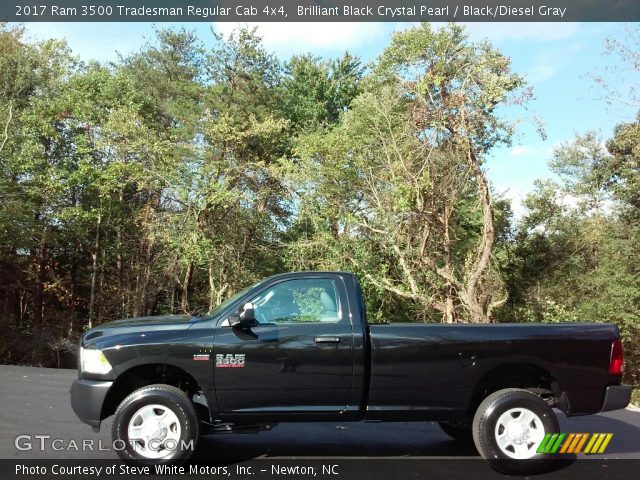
[314, 336, 341, 344]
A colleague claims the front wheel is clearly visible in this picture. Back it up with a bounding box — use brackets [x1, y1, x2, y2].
[112, 384, 199, 463]
[472, 388, 559, 474]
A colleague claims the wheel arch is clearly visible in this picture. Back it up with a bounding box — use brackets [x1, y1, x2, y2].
[470, 362, 568, 416]
[101, 363, 211, 422]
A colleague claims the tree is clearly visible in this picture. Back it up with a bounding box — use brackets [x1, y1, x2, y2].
[604, 117, 640, 215]
[0, 24, 77, 339]
[115, 27, 204, 316]
[187, 27, 289, 309]
[289, 24, 528, 323]
[280, 53, 363, 132]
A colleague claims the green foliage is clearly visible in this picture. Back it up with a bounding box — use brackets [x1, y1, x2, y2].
[605, 118, 640, 215]
[374, 23, 528, 153]
[292, 287, 325, 322]
[280, 53, 363, 131]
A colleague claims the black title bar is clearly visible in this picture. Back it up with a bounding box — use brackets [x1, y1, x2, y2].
[4, 1, 640, 22]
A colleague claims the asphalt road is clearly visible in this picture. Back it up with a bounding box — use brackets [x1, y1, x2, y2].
[1, 365, 639, 475]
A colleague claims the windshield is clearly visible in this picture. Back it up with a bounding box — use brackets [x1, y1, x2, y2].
[206, 284, 254, 317]
[190, 277, 271, 319]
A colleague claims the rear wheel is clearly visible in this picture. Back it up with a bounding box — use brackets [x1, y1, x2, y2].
[472, 388, 559, 474]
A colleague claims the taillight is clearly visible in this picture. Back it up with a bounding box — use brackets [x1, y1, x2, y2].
[609, 339, 624, 375]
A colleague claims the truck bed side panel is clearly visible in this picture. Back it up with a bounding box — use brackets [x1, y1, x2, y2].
[367, 323, 618, 419]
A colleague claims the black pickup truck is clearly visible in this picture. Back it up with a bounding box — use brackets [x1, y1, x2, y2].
[71, 271, 631, 472]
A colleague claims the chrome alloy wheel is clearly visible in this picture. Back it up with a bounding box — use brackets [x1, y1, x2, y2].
[494, 407, 546, 459]
[127, 404, 182, 459]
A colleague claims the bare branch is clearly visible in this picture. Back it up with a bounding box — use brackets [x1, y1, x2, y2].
[487, 294, 509, 321]
[0, 100, 13, 156]
[362, 272, 419, 301]
[391, 243, 420, 298]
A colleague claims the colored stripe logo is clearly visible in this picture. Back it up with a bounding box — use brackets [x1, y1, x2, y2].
[537, 433, 613, 454]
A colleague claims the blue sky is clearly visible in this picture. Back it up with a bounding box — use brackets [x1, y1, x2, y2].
[20, 21, 640, 215]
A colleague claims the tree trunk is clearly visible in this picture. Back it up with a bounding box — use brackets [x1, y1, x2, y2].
[68, 243, 79, 337]
[116, 229, 124, 314]
[68, 187, 79, 336]
[180, 261, 194, 313]
[0, 100, 13, 155]
[208, 263, 215, 312]
[116, 190, 125, 316]
[88, 213, 102, 329]
[209, 263, 228, 311]
[133, 205, 156, 317]
[442, 206, 456, 323]
[140, 247, 153, 316]
[170, 282, 176, 314]
[32, 226, 48, 333]
[464, 148, 495, 323]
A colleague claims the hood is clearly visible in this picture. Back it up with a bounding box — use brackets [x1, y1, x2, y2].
[101, 314, 195, 328]
[81, 314, 197, 348]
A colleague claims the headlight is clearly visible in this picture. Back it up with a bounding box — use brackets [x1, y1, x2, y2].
[80, 347, 112, 375]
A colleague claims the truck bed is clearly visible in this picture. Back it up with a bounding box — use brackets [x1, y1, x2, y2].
[367, 323, 619, 417]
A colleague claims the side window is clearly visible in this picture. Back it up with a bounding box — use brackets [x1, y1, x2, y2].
[249, 278, 340, 324]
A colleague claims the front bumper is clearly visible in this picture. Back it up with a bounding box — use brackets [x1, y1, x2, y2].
[70, 378, 113, 430]
[600, 385, 633, 412]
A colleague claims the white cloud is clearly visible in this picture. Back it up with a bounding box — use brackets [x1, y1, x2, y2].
[523, 42, 583, 83]
[212, 21, 581, 62]
[526, 61, 558, 83]
[499, 189, 528, 220]
[461, 22, 580, 43]
[510, 145, 536, 157]
[213, 22, 387, 55]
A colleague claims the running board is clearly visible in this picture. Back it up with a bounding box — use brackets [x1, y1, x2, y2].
[200, 420, 278, 435]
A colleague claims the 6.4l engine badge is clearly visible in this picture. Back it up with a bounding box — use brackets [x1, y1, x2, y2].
[216, 354, 246, 368]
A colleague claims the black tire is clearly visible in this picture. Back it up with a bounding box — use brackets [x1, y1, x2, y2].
[438, 421, 473, 443]
[472, 388, 559, 475]
[112, 384, 199, 463]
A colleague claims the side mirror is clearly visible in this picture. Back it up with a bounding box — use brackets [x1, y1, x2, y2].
[231, 302, 258, 328]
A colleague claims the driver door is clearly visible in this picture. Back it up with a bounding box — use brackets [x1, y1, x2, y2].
[213, 276, 354, 418]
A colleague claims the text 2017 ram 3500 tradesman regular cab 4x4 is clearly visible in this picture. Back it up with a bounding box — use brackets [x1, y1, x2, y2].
[71, 271, 631, 472]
